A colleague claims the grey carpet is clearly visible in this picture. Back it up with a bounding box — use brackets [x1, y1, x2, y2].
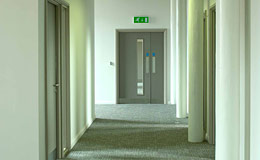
[66, 104, 215, 160]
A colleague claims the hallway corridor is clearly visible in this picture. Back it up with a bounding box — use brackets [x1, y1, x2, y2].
[67, 105, 215, 160]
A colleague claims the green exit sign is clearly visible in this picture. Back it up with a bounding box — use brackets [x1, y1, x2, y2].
[134, 17, 149, 23]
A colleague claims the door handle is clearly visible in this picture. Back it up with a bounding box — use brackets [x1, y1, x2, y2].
[152, 53, 156, 73]
[53, 84, 60, 87]
[146, 53, 150, 74]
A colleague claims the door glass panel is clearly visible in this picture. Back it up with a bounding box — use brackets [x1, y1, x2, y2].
[137, 39, 144, 95]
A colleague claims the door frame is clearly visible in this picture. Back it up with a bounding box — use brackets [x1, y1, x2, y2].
[115, 29, 168, 104]
[203, 10, 208, 140]
[45, 0, 71, 159]
[208, 4, 216, 145]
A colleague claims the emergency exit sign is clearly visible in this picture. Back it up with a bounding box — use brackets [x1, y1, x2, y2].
[134, 17, 149, 23]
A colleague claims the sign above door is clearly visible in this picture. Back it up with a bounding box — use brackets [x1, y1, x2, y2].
[134, 17, 149, 23]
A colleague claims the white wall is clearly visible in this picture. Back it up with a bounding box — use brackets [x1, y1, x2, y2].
[204, 0, 208, 10]
[209, 0, 216, 7]
[95, 0, 174, 104]
[39, 0, 46, 159]
[66, 0, 95, 147]
[250, 0, 260, 159]
[0, 0, 44, 159]
[0, 0, 95, 159]
[85, 0, 96, 134]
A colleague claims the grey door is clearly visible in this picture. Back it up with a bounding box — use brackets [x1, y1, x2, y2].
[47, 2, 58, 160]
[60, 4, 71, 156]
[119, 32, 164, 104]
[150, 33, 164, 103]
[46, 1, 70, 159]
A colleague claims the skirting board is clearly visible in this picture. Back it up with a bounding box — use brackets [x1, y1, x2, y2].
[71, 119, 95, 148]
[95, 101, 115, 104]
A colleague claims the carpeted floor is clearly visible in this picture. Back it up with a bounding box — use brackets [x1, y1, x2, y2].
[66, 104, 215, 160]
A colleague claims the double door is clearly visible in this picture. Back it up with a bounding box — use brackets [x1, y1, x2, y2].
[119, 32, 164, 104]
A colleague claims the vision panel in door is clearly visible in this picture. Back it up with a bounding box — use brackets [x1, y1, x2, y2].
[119, 32, 151, 104]
[150, 33, 164, 104]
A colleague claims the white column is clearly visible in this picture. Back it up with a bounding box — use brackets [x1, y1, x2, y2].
[188, 0, 204, 142]
[176, 0, 187, 118]
[250, 0, 260, 159]
[170, 0, 177, 105]
[216, 0, 241, 159]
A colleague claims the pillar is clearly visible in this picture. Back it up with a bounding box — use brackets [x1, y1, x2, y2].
[176, 0, 187, 118]
[188, 0, 204, 142]
[170, 0, 177, 105]
[250, 0, 260, 159]
[216, 0, 241, 159]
